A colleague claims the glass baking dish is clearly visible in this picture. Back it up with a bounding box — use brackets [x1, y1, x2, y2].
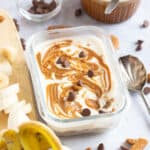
[25, 26, 129, 135]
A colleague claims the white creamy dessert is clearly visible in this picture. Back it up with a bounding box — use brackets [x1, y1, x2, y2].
[34, 35, 123, 120]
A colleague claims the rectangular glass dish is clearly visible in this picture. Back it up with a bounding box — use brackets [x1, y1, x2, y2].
[26, 26, 129, 135]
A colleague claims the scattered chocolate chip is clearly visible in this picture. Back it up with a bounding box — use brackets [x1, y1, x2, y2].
[143, 87, 150, 95]
[81, 108, 91, 117]
[87, 70, 94, 78]
[56, 57, 65, 64]
[28, 0, 57, 15]
[97, 143, 104, 150]
[120, 146, 129, 150]
[67, 91, 76, 102]
[20, 38, 26, 50]
[147, 73, 150, 83]
[77, 80, 83, 86]
[62, 60, 70, 68]
[136, 40, 144, 45]
[141, 20, 149, 28]
[75, 8, 82, 17]
[13, 18, 19, 31]
[135, 44, 142, 51]
[86, 147, 92, 150]
[79, 51, 86, 58]
[99, 110, 106, 114]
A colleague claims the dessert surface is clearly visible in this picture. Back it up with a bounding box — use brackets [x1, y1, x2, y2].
[36, 35, 120, 119]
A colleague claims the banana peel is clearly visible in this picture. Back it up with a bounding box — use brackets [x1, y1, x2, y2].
[0, 121, 63, 150]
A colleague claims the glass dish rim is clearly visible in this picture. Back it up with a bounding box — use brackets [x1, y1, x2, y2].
[26, 26, 128, 124]
[17, 0, 62, 20]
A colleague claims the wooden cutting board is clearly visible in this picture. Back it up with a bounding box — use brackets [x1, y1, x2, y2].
[0, 10, 37, 130]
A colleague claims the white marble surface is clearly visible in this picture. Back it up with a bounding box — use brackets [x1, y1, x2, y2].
[1, 0, 150, 149]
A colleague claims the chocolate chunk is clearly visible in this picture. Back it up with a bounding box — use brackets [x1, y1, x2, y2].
[97, 143, 104, 150]
[141, 20, 149, 28]
[81, 108, 91, 116]
[28, 0, 57, 14]
[67, 91, 75, 102]
[56, 57, 65, 64]
[79, 51, 86, 58]
[20, 38, 26, 50]
[147, 73, 150, 83]
[75, 8, 82, 17]
[87, 70, 94, 78]
[62, 60, 70, 68]
[135, 44, 142, 51]
[136, 40, 144, 45]
[77, 80, 83, 86]
[120, 146, 129, 150]
[99, 110, 106, 114]
[143, 87, 150, 95]
[13, 18, 19, 31]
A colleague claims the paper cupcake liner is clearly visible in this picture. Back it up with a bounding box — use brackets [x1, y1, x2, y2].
[81, 0, 140, 24]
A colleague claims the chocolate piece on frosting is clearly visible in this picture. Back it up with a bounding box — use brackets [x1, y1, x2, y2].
[67, 91, 76, 102]
[81, 108, 91, 116]
[87, 70, 94, 78]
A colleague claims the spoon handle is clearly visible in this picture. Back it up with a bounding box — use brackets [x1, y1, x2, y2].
[140, 91, 150, 114]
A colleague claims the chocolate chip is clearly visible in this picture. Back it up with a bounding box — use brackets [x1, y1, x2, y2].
[79, 51, 86, 58]
[62, 60, 70, 68]
[147, 73, 150, 83]
[75, 8, 82, 17]
[87, 70, 94, 78]
[120, 146, 129, 150]
[28, 0, 57, 14]
[135, 44, 142, 51]
[56, 57, 65, 64]
[67, 91, 75, 102]
[141, 20, 149, 28]
[136, 40, 144, 45]
[77, 80, 83, 86]
[20, 38, 26, 50]
[97, 143, 104, 150]
[13, 18, 19, 31]
[99, 110, 106, 114]
[143, 87, 150, 95]
[81, 108, 91, 116]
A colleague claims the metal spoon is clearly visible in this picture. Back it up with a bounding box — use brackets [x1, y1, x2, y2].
[119, 55, 150, 114]
[104, 0, 119, 14]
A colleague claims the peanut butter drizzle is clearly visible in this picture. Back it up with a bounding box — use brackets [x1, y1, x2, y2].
[36, 40, 112, 119]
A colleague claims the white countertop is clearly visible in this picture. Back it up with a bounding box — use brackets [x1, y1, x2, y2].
[1, 0, 150, 149]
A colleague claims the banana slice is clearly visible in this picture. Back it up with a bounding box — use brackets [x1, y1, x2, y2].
[19, 121, 63, 150]
[0, 83, 19, 99]
[0, 72, 9, 89]
[0, 94, 18, 111]
[8, 110, 30, 130]
[4, 100, 32, 114]
[2, 129, 23, 150]
[0, 47, 16, 63]
[0, 58, 12, 76]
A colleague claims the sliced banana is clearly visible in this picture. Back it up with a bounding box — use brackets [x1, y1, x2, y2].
[0, 72, 9, 89]
[8, 110, 30, 130]
[0, 94, 18, 111]
[0, 83, 19, 99]
[0, 58, 12, 76]
[4, 100, 32, 114]
[0, 47, 16, 63]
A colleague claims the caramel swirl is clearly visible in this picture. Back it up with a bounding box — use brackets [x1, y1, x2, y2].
[37, 40, 112, 119]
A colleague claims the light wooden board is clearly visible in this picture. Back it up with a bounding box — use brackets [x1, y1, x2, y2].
[0, 10, 37, 130]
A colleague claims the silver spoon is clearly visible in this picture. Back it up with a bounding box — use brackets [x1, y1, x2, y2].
[119, 55, 150, 114]
[104, 0, 119, 14]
